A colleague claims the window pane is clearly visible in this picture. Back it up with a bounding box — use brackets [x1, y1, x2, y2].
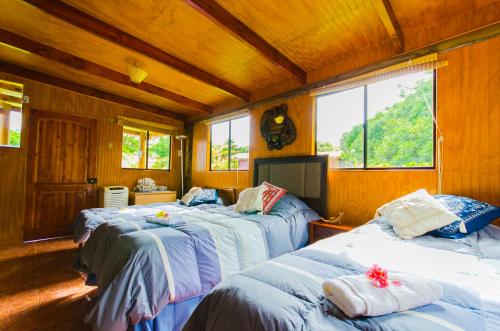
[229, 116, 249, 170]
[210, 121, 230, 170]
[8, 111, 22, 147]
[148, 132, 171, 170]
[121, 128, 144, 168]
[0, 80, 23, 148]
[316, 87, 365, 168]
[367, 71, 434, 167]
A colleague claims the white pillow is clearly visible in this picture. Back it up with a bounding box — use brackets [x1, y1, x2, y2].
[181, 187, 202, 205]
[376, 189, 459, 239]
[234, 186, 264, 213]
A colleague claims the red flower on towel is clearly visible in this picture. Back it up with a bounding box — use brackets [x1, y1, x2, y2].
[366, 264, 402, 288]
[365, 264, 389, 288]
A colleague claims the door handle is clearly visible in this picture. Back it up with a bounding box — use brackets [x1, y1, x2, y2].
[86, 178, 97, 184]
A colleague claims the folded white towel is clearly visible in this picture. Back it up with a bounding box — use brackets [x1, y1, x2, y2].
[322, 274, 443, 317]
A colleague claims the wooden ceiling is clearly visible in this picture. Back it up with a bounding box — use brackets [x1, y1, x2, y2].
[0, 0, 499, 120]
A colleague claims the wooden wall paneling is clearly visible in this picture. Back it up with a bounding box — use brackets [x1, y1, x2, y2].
[438, 37, 500, 207]
[191, 94, 314, 194]
[328, 170, 437, 227]
[0, 71, 183, 244]
[191, 37, 500, 227]
[0, 147, 26, 245]
[325, 37, 500, 225]
[249, 95, 315, 161]
[0, 61, 184, 120]
[0, 46, 198, 116]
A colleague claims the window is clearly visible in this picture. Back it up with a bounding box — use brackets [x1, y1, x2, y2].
[0, 80, 24, 148]
[316, 71, 435, 169]
[121, 127, 171, 170]
[210, 116, 249, 171]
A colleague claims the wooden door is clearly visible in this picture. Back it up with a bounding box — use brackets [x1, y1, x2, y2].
[24, 109, 98, 241]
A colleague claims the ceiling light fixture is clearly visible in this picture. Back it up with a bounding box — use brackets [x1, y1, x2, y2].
[127, 62, 147, 84]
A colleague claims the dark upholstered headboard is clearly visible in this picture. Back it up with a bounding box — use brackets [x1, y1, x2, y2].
[253, 155, 328, 217]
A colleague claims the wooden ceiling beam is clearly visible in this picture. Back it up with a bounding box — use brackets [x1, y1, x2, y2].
[185, 0, 307, 84]
[373, 0, 404, 52]
[0, 61, 185, 120]
[23, 0, 250, 101]
[0, 29, 211, 113]
[196, 22, 500, 122]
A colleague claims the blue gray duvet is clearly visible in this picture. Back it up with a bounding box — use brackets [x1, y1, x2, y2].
[73, 202, 221, 244]
[185, 222, 500, 331]
[81, 204, 311, 330]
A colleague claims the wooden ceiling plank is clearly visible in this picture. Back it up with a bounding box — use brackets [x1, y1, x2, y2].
[0, 28, 211, 113]
[197, 21, 500, 121]
[0, 81, 23, 93]
[0, 102, 21, 112]
[372, 0, 404, 52]
[0, 95, 22, 104]
[185, 0, 307, 84]
[0, 61, 184, 120]
[23, 0, 250, 101]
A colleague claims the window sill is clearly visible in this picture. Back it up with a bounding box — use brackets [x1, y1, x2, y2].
[121, 168, 171, 172]
[0, 145, 21, 149]
[328, 168, 436, 172]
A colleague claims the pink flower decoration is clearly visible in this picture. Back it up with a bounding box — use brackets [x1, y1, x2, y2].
[366, 264, 389, 288]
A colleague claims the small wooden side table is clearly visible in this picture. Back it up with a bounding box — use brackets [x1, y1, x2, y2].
[309, 221, 353, 244]
[130, 191, 177, 205]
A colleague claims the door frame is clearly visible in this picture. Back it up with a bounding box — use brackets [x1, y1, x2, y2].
[23, 108, 99, 241]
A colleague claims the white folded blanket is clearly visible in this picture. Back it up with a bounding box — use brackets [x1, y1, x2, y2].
[322, 273, 443, 317]
[145, 215, 184, 226]
[118, 208, 161, 216]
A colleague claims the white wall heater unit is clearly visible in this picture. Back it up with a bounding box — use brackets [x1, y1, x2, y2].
[99, 186, 129, 208]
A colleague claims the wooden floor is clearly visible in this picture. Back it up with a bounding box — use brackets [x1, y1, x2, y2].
[0, 238, 96, 331]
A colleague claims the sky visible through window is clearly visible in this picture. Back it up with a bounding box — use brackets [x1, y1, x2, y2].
[211, 117, 249, 147]
[10, 111, 21, 131]
[210, 116, 250, 170]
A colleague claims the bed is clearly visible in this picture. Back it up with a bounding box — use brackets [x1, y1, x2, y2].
[185, 220, 500, 331]
[72, 187, 237, 244]
[82, 155, 329, 331]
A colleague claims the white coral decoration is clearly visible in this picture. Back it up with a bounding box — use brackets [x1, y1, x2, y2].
[135, 177, 156, 192]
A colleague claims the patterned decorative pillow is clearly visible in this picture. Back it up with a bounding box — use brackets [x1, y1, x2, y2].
[262, 181, 287, 214]
[430, 195, 500, 239]
[189, 189, 219, 206]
